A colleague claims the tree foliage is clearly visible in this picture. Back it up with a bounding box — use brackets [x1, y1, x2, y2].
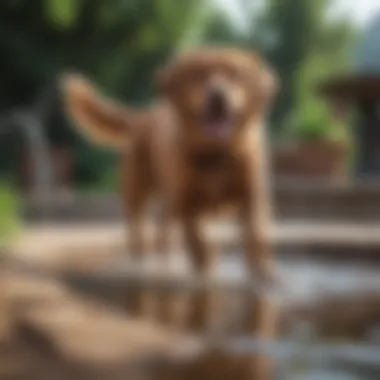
[246, 0, 355, 134]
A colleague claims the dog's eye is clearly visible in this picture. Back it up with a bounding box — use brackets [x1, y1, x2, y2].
[188, 69, 207, 83]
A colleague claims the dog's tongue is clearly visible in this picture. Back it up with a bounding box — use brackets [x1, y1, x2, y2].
[206, 119, 231, 139]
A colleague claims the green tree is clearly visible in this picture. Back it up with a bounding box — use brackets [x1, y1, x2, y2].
[288, 16, 356, 141]
[252, 0, 355, 133]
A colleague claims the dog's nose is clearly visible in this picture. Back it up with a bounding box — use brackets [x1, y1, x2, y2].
[208, 88, 227, 114]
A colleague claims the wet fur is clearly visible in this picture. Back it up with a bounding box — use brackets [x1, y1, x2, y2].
[62, 48, 278, 281]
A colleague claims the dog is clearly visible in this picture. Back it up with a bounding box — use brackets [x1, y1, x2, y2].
[62, 47, 278, 283]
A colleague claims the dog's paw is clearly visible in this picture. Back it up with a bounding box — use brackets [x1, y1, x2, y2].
[251, 268, 283, 294]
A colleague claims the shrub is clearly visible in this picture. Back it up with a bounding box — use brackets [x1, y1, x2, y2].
[285, 98, 350, 144]
[0, 185, 21, 250]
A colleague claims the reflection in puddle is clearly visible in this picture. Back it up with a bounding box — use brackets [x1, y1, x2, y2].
[77, 253, 380, 379]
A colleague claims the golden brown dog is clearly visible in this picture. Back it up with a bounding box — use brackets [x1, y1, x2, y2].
[62, 47, 278, 282]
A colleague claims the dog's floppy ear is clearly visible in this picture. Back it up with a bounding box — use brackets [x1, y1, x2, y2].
[247, 52, 279, 104]
[155, 66, 171, 96]
[155, 61, 180, 97]
[259, 63, 279, 103]
[61, 74, 130, 148]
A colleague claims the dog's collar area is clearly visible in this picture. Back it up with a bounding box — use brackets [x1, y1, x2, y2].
[187, 150, 233, 170]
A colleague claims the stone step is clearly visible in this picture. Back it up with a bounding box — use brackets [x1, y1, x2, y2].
[14, 222, 380, 271]
[23, 180, 380, 222]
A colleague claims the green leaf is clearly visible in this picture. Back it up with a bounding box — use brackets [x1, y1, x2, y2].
[0, 185, 20, 249]
[45, 0, 79, 29]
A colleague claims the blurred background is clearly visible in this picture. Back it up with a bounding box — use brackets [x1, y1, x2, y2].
[1, 0, 380, 379]
[0, 0, 359, 197]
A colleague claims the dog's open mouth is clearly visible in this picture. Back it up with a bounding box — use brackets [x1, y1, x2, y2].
[203, 92, 233, 138]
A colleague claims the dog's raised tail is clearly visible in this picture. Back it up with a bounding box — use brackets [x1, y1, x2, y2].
[61, 74, 136, 148]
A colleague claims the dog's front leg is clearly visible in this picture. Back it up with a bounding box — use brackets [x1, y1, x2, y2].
[241, 188, 276, 286]
[183, 214, 216, 276]
[182, 214, 218, 331]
